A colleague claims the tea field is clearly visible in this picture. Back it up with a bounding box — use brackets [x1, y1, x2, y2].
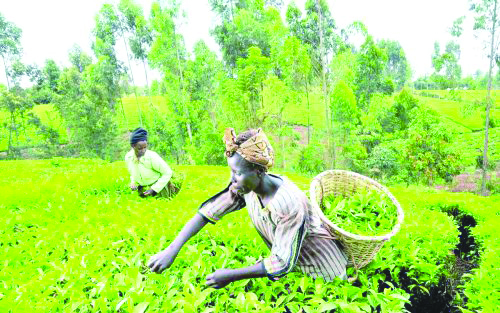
[415, 89, 500, 131]
[1, 159, 499, 312]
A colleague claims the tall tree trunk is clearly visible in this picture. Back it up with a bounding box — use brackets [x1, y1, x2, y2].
[20, 112, 28, 147]
[119, 97, 128, 126]
[172, 27, 193, 142]
[316, 0, 335, 168]
[142, 58, 154, 108]
[209, 96, 218, 130]
[481, 0, 497, 196]
[8, 112, 13, 156]
[121, 33, 142, 126]
[305, 77, 310, 145]
[2, 55, 11, 90]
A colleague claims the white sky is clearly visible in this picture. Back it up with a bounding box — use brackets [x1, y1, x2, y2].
[0, 0, 494, 87]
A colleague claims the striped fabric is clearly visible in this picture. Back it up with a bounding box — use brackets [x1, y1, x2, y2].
[198, 174, 348, 281]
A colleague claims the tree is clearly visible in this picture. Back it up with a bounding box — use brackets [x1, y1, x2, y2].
[92, 4, 124, 112]
[403, 108, 461, 185]
[330, 80, 358, 140]
[431, 41, 462, 89]
[7, 60, 26, 88]
[219, 46, 271, 129]
[0, 87, 34, 157]
[43, 60, 61, 93]
[186, 40, 224, 130]
[275, 36, 312, 142]
[469, 0, 499, 195]
[387, 88, 420, 133]
[55, 58, 119, 159]
[181, 40, 227, 164]
[118, 0, 153, 109]
[68, 45, 93, 73]
[209, 0, 284, 69]
[0, 13, 22, 90]
[354, 35, 388, 109]
[378, 39, 411, 89]
[149, 0, 193, 144]
[286, 0, 340, 77]
[261, 75, 297, 168]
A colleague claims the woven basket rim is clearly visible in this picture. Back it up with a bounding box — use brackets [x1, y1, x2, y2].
[309, 170, 404, 242]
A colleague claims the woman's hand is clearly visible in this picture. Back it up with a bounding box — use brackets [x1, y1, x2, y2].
[130, 183, 138, 191]
[147, 246, 178, 273]
[143, 189, 157, 197]
[206, 269, 235, 289]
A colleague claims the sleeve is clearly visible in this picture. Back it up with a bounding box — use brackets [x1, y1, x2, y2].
[262, 200, 307, 281]
[150, 152, 173, 193]
[198, 183, 246, 224]
[125, 154, 137, 185]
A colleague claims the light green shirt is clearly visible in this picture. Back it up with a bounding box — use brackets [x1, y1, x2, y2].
[125, 149, 173, 193]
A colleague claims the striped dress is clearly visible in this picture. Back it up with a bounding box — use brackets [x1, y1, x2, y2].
[198, 174, 348, 282]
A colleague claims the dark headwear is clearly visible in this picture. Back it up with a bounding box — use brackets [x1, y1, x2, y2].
[130, 127, 148, 145]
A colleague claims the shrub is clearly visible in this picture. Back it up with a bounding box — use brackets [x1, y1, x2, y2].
[295, 142, 326, 175]
[366, 145, 401, 178]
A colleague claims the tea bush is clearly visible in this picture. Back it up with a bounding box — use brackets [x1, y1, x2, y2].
[0, 159, 498, 312]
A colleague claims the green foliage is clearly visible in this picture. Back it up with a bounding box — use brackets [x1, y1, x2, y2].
[295, 141, 326, 175]
[286, 0, 340, 76]
[390, 88, 419, 132]
[454, 127, 500, 166]
[43, 59, 61, 93]
[0, 12, 22, 89]
[338, 140, 369, 173]
[330, 50, 357, 89]
[143, 106, 186, 165]
[403, 108, 462, 185]
[0, 88, 34, 156]
[209, 0, 280, 68]
[119, 0, 152, 62]
[323, 190, 397, 236]
[354, 35, 388, 108]
[378, 39, 411, 90]
[54, 58, 119, 159]
[275, 36, 311, 90]
[2, 159, 498, 312]
[415, 92, 500, 131]
[220, 47, 271, 128]
[68, 45, 93, 73]
[366, 145, 402, 179]
[431, 41, 462, 89]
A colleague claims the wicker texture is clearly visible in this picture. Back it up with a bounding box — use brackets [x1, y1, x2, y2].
[309, 170, 404, 270]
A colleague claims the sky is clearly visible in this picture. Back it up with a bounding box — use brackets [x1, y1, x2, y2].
[0, 0, 494, 87]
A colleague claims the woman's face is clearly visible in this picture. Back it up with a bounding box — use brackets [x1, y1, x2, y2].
[132, 140, 147, 158]
[227, 153, 261, 194]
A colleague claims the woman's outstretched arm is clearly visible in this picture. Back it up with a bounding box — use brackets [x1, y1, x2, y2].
[206, 263, 267, 289]
[148, 213, 208, 273]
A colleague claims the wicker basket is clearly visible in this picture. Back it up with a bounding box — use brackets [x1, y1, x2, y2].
[309, 170, 404, 271]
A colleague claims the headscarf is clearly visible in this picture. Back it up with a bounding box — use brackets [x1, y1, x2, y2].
[224, 128, 274, 170]
[130, 127, 148, 145]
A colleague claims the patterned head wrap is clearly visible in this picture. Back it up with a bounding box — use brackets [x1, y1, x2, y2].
[224, 128, 274, 170]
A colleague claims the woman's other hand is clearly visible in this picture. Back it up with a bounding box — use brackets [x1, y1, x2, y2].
[206, 269, 235, 289]
[143, 189, 157, 197]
